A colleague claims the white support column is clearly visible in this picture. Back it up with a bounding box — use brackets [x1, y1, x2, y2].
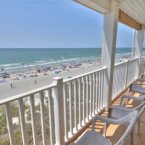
[52, 77, 65, 145]
[133, 29, 144, 76]
[101, 1, 119, 108]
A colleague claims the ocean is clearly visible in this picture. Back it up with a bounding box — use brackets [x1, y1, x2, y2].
[0, 48, 132, 72]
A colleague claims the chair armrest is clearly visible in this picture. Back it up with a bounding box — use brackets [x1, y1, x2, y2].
[121, 95, 144, 101]
[120, 95, 145, 105]
[131, 83, 142, 86]
[129, 84, 145, 94]
[92, 110, 138, 130]
[134, 80, 144, 85]
[111, 100, 145, 112]
[134, 75, 145, 83]
[109, 105, 132, 112]
[120, 95, 140, 105]
[141, 74, 145, 79]
[129, 84, 142, 92]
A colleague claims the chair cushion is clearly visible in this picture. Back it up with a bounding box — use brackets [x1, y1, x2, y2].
[76, 130, 112, 145]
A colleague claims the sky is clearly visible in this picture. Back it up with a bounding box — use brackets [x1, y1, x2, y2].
[0, 0, 140, 48]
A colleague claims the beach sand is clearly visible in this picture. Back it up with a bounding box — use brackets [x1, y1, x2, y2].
[0, 60, 101, 100]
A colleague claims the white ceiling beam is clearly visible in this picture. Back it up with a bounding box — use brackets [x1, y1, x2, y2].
[75, 0, 111, 14]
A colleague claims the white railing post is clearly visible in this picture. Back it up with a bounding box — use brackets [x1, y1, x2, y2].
[101, 0, 119, 108]
[52, 77, 65, 145]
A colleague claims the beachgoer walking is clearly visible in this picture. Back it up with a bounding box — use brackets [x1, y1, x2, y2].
[11, 83, 13, 88]
[34, 80, 37, 84]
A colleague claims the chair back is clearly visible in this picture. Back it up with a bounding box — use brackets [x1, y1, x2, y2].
[114, 110, 138, 145]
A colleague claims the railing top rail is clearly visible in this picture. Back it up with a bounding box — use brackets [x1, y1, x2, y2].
[129, 57, 138, 61]
[115, 60, 128, 67]
[0, 83, 56, 105]
[64, 66, 107, 83]
[115, 57, 139, 67]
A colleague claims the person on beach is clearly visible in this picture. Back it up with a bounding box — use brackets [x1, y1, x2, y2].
[11, 83, 13, 88]
[34, 80, 37, 84]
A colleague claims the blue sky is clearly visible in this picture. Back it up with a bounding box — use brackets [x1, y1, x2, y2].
[0, 0, 139, 48]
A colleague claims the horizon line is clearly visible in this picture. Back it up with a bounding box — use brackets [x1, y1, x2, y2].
[0, 47, 137, 49]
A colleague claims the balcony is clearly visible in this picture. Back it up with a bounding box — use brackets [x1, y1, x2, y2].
[1, 0, 145, 144]
[0, 57, 144, 145]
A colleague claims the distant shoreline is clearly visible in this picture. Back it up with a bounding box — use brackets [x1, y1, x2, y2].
[0, 47, 133, 73]
[0, 59, 100, 100]
[0, 52, 132, 82]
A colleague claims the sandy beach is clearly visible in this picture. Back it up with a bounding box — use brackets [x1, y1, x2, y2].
[0, 60, 101, 100]
[0, 53, 131, 101]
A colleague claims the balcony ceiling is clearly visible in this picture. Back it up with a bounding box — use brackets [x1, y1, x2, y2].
[118, 0, 145, 25]
[75, 0, 111, 14]
[75, 0, 145, 25]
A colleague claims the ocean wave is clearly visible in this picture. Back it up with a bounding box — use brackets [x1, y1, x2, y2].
[33, 60, 48, 63]
[0, 57, 96, 72]
[0, 54, 127, 73]
[0, 63, 21, 67]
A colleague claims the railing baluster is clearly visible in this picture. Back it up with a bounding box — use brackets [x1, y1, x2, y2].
[74, 80, 77, 131]
[125, 59, 129, 87]
[102, 70, 105, 107]
[5, 103, 16, 145]
[63, 83, 68, 140]
[86, 75, 89, 121]
[78, 78, 82, 127]
[48, 89, 55, 145]
[100, 70, 103, 108]
[68, 81, 73, 135]
[82, 77, 86, 124]
[95, 73, 97, 113]
[97, 72, 100, 112]
[89, 74, 93, 118]
[93, 73, 96, 116]
[99, 71, 102, 109]
[39, 91, 46, 145]
[29, 94, 38, 145]
[18, 98, 28, 145]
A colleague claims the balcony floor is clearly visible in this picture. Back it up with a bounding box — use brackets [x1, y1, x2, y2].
[72, 91, 145, 145]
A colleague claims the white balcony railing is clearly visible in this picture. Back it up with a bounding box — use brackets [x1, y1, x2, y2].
[112, 57, 139, 99]
[0, 58, 139, 145]
[0, 83, 57, 145]
[63, 67, 107, 140]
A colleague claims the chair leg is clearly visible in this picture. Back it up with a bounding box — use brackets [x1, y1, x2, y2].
[103, 122, 107, 137]
[137, 119, 140, 135]
[129, 129, 134, 145]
